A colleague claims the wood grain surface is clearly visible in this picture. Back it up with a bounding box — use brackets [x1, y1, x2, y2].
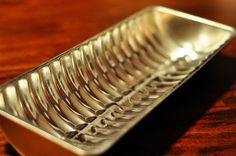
[0, 0, 236, 155]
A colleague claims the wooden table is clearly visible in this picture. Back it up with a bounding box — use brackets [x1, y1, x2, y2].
[0, 0, 236, 155]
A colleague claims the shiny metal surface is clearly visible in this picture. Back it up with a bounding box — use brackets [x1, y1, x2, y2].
[0, 6, 235, 156]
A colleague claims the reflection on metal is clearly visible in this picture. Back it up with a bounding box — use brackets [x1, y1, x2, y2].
[0, 6, 235, 156]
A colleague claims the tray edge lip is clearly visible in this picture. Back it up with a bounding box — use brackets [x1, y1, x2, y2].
[156, 6, 236, 34]
[0, 110, 90, 155]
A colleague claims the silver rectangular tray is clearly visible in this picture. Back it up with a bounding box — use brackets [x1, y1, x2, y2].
[0, 6, 235, 156]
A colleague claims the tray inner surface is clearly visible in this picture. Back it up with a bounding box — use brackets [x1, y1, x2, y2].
[0, 7, 233, 154]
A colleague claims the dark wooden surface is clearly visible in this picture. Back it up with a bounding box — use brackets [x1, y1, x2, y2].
[0, 0, 236, 155]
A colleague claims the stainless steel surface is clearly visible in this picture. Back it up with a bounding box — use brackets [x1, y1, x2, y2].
[0, 6, 235, 156]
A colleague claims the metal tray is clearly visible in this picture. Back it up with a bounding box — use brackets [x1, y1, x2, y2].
[0, 6, 235, 156]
